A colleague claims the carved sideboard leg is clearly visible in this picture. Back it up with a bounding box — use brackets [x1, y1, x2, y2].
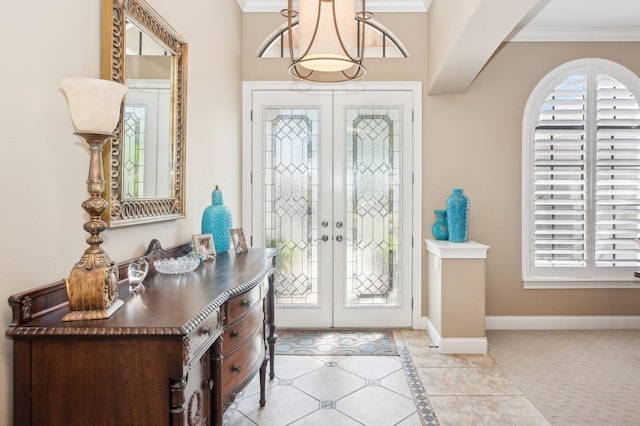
[267, 323, 277, 380]
[169, 377, 187, 426]
[259, 356, 268, 407]
[212, 338, 224, 426]
[267, 259, 277, 379]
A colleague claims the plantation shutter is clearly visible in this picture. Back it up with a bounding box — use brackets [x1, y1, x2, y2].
[532, 70, 640, 271]
[595, 74, 640, 266]
[533, 75, 588, 267]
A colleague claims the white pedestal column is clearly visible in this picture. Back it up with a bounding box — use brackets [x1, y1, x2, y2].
[425, 239, 490, 354]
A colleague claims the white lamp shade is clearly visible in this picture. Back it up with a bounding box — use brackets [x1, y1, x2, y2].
[298, 0, 357, 72]
[59, 78, 127, 133]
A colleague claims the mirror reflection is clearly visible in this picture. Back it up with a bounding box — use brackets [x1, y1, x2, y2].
[124, 20, 172, 198]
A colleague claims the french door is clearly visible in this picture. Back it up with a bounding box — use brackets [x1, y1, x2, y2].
[247, 87, 415, 328]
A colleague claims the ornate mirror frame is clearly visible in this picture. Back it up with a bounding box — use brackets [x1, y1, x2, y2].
[101, 0, 187, 227]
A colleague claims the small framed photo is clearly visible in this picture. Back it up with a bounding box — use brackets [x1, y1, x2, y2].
[230, 228, 248, 254]
[193, 234, 216, 259]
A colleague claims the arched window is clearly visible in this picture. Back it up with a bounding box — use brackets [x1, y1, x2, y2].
[259, 19, 407, 59]
[522, 59, 640, 287]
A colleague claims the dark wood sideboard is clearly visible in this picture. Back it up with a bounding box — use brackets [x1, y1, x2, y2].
[6, 241, 277, 426]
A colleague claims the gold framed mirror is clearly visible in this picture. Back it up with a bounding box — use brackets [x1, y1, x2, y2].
[101, 0, 187, 227]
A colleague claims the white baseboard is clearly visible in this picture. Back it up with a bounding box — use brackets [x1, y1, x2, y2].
[425, 318, 488, 354]
[438, 337, 488, 354]
[486, 316, 640, 330]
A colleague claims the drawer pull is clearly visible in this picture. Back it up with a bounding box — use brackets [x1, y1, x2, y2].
[201, 326, 215, 336]
[208, 379, 214, 390]
[230, 330, 241, 339]
[231, 365, 242, 374]
[240, 299, 252, 308]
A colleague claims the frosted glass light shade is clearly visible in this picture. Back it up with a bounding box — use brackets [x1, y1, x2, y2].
[59, 78, 127, 133]
[298, 0, 356, 72]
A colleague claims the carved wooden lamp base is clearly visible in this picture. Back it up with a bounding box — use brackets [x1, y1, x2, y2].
[62, 251, 123, 322]
[62, 299, 124, 322]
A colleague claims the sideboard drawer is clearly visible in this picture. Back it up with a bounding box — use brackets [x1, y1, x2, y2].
[188, 310, 221, 363]
[222, 305, 263, 356]
[226, 283, 262, 323]
[221, 327, 265, 398]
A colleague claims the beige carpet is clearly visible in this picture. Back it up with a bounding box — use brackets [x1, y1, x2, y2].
[487, 330, 640, 425]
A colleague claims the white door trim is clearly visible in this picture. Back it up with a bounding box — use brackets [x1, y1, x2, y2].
[242, 81, 424, 329]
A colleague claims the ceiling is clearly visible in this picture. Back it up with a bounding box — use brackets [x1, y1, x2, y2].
[237, 0, 640, 42]
[509, 0, 640, 41]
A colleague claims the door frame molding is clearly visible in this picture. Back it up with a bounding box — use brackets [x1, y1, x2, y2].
[241, 81, 425, 329]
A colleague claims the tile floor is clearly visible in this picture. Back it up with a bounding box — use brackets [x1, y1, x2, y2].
[224, 330, 551, 426]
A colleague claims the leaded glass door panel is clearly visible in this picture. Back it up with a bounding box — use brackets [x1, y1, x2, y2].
[332, 91, 413, 327]
[251, 90, 413, 328]
[252, 91, 334, 327]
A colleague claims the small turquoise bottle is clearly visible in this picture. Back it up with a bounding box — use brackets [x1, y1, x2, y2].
[431, 209, 449, 240]
[201, 186, 232, 253]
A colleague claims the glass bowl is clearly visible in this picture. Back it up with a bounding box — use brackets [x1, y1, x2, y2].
[154, 255, 201, 274]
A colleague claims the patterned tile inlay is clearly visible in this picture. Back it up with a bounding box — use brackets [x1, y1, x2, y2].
[276, 329, 398, 355]
[398, 345, 440, 426]
[320, 400, 335, 409]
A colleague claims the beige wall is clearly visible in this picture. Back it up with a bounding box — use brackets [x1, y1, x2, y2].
[242, 12, 640, 317]
[0, 1, 242, 423]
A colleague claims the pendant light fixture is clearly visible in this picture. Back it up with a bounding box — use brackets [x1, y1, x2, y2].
[282, 0, 372, 82]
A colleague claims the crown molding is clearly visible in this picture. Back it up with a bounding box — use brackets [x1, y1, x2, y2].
[236, 0, 430, 13]
[508, 27, 640, 42]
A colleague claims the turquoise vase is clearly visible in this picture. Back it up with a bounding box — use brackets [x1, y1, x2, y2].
[201, 186, 232, 253]
[431, 209, 449, 240]
[446, 188, 469, 243]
